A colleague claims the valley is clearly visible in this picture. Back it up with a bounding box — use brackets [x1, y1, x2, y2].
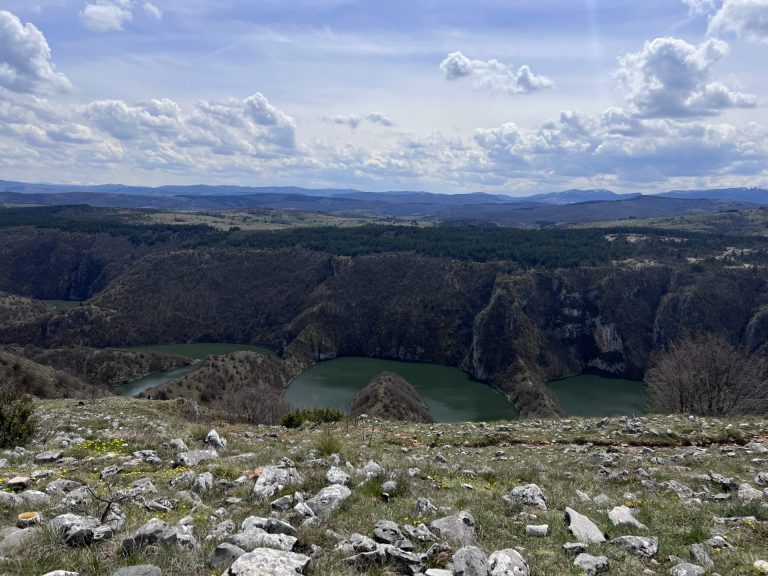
[1, 198, 767, 419]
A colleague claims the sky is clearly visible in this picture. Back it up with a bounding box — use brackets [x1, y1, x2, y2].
[0, 0, 767, 194]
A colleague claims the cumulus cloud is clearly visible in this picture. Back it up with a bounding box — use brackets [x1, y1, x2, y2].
[439, 51, 553, 94]
[80, 0, 134, 32]
[616, 37, 756, 117]
[709, 0, 768, 44]
[0, 10, 72, 94]
[143, 2, 162, 20]
[680, 0, 717, 14]
[82, 93, 297, 157]
[322, 112, 395, 129]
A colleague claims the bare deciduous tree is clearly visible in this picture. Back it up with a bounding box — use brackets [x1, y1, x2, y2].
[646, 333, 768, 416]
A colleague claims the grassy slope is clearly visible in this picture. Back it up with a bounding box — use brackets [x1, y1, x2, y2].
[1, 397, 766, 575]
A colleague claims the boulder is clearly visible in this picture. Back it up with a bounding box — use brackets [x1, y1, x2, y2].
[610, 535, 658, 558]
[453, 546, 490, 576]
[503, 484, 547, 511]
[488, 548, 529, 576]
[222, 548, 311, 576]
[573, 553, 609, 575]
[306, 485, 351, 518]
[564, 508, 606, 544]
[430, 511, 476, 545]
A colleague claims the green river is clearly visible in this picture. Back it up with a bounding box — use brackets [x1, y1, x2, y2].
[115, 343, 275, 396]
[118, 347, 647, 421]
[284, 357, 518, 423]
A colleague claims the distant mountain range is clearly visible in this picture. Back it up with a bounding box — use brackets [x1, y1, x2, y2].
[1, 179, 766, 227]
[1, 179, 765, 205]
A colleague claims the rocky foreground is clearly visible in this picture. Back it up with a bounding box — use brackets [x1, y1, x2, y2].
[1, 398, 768, 576]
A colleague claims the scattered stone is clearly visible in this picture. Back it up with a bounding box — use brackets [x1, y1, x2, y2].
[326, 466, 350, 485]
[503, 484, 547, 511]
[415, 496, 438, 515]
[754, 560, 768, 574]
[373, 520, 413, 550]
[489, 548, 530, 575]
[112, 566, 162, 576]
[35, 450, 63, 463]
[193, 471, 214, 493]
[253, 460, 304, 500]
[206, 543, 247, 570]
[0, 491, 23, 508]
[50, 514, 112, 547]
[222, 548, 311, 576]
[564, 508, 606, 544]
[453, 545, 490, 576]
[669, 563, 705, 576]
[305, 484, 351, 517]
[206, 429, 227, 449]
[737, 483, 763, 501]
[573, 553, 609, 575]
[563, 542, 588, 556]
[361, 460, 385, 479]
[610, 535, 658, 558]
[689, 543, 714, 570]
[175, 449, 218, 467]
[0, 527, 38, 555]
[121, 518, 169, 554]
[430, 511, 476, 545]
[608, 505, 647, 529]
[525, 524, 549, 537]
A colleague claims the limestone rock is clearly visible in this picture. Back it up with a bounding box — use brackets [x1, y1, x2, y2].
[453, 545, 490, 576]
[573, 553, 609, 575]
[112, 567, 161, 576]
[564, 508, 606, 544]
[206, 543, 247, 570]
[503, 484, 547, 511]
[610, 535, 658, 558]
[608, 506, 647, 530]
[175, 449, 218, 467]
[222, 548, 311, 576]
[253, 460, 304, 500]
[430, 511, 476, 545]
[305, 484, 351, 518]
[488, 548, 529, 576]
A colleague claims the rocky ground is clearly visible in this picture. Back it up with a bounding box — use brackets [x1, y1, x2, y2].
[1, 397, 768, 576]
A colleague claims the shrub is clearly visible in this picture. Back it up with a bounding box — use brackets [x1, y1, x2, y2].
[314, 431, 342, 456]
[0, 384, 36, 448]
[646, 333, 768, 416]
[281, 407, 346, 428]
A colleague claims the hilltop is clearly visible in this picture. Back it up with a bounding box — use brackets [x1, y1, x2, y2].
[0, 398, 767, 575]
[349, 372, 434, 423]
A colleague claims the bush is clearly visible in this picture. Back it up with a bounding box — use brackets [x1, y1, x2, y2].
[281, 407, 346, 428]
[646, 333, 768, 416]
[0, 385, 36, 448]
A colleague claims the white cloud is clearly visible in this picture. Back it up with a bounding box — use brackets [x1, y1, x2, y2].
[709, 0, 768, 44]
[143, 2, 162, 20]
[680, 0, 717, 14]
[80, 0, 134, 32]
[439, 51, 553, 95]
[0, 10, 72, 94]
[616, 37, 756, 117]
[322, 112, 395, 129]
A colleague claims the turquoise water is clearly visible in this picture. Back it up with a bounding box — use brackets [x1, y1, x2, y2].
[116, 342, 277, 396]
[284, 357, 518, 423]
[547, 374, 648, 416]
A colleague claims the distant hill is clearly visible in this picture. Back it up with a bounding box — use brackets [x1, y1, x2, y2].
[525, 189, 639, 204]
[660, 187, 768, 204]
[350, 372, 434, 423]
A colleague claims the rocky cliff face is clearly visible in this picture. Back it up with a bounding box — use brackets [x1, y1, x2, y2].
[3, 247, 768, 417]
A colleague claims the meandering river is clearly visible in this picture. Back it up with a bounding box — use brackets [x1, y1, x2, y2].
[115, 343, 275, 396]
[118, 346, 647, 420]
[285, 357, 517, 422]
